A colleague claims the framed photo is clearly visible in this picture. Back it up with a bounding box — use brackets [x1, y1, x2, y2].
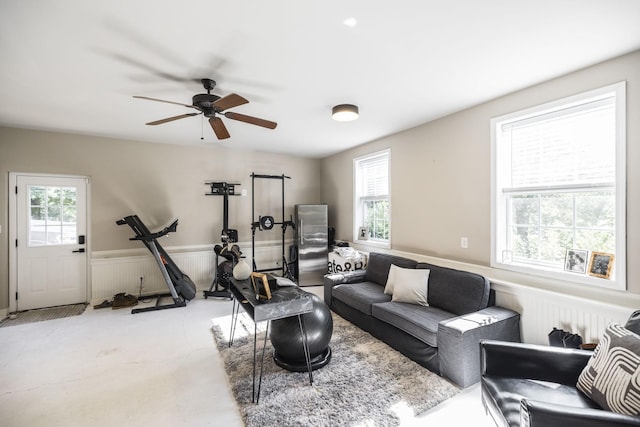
[564, 249, 588, 274]
[358, 226, 369, 240]
[250, 272, 272, 300]
[588, 252, 615, 279]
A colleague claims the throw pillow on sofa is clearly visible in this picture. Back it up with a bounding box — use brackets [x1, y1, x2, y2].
[384, 264, 424, 296]
[384, 264, 399, 295]
[577, 323, 640, 416]
[390, 267, 430, 306]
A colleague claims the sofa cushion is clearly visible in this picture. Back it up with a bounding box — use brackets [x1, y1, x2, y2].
[365, 253, 417, 287]
[391, 268, 430, 306]
[416, 262, 490, 315]
[577, 323, 640, 416]
[332, 282, 391, 315]
[371, 302, 455, 347]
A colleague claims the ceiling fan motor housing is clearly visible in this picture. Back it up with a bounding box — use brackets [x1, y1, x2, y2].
[193, 93, 221, 116]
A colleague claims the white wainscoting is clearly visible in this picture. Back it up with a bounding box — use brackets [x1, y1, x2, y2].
[91, 241, 287, 303]
[351, 244, 640, 346]
[491, 281, 633, 345]
[91, 241, 639, 346]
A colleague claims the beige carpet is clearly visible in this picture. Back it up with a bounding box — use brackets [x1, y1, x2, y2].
[0, 303, 87, 327]
[212, 313, 460, 426]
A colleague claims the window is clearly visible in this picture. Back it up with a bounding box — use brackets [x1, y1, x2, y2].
[354, 149, 390, 247]
[491, 82, 626, 290]
[28, 185, 78, 246]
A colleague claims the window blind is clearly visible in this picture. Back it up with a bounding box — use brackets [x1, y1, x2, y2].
[360, 153, 388, 197]
[502, 97, 616, 190]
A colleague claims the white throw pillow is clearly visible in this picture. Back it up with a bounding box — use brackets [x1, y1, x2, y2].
[384, 264, 398, 295]
[391, 268, 430, 306]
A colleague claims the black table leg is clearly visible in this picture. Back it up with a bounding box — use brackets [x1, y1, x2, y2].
[297, 314, 313, 385]
[229, 298, 240, 348]
[255, 321, 270, 403]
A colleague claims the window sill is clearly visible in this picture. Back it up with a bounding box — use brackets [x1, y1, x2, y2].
[491, 260, 624, 292]
[354, 239, 390, 250]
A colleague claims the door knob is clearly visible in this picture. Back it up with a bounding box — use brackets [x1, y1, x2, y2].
[72, 248, 85, 253]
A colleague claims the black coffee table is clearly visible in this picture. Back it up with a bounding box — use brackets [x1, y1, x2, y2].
[228, 278, 314, 403]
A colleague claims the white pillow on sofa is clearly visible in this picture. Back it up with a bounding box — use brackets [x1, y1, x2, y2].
[391, 268, 430, 306]
[384, 264, 399, 295]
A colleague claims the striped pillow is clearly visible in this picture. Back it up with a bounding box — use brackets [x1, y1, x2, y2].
[577, 323, 640, 415]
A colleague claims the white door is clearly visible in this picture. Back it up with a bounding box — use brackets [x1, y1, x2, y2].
[15, 175, 88, 310]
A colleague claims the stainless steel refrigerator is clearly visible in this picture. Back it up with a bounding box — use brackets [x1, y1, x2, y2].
[295, 204, 328, 286]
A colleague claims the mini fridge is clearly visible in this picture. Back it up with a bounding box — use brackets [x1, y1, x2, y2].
[295, 204, 328, 286]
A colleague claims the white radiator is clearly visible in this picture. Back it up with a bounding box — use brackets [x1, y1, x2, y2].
[490, 281, 634, 345]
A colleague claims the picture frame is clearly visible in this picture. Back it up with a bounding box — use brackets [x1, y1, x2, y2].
[588, 251, 615, 279]
[358, 226, 369, 240]
[250, 272, 272, 300]
[564, 249, 588, 274]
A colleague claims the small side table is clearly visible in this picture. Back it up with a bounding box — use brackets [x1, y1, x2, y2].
[228, 278, 314, 403]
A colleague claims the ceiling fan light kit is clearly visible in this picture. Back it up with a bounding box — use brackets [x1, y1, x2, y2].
[133, 78, 277, 140]
[332, 104, 359, 121]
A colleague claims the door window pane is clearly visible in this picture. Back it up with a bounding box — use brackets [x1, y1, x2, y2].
[28, 185, 77, 246]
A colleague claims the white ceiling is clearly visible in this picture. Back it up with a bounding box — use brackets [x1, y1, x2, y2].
[1, 1, 639, 158]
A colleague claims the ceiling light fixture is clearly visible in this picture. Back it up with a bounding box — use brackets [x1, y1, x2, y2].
[332, 104, 359, 121]
[343, 17, 358, 28]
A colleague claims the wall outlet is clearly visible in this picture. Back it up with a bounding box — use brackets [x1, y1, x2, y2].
[241, 189, 247, 197]
[460, 237, 468, 249]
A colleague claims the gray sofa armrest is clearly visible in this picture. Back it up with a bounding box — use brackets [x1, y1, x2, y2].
[438, 306, 521, 387]
[323, 270, 367, 306]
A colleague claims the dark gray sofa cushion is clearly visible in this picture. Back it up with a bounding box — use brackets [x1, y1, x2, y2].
[332, 282, 391, 315]
[417, 262, 490, 315]
[364, 252, 417, 286]
[371, 301, 456, 347]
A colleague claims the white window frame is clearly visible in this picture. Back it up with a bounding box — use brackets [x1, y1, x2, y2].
[491, 82, 626, 290]
[353, 148, 391, 248]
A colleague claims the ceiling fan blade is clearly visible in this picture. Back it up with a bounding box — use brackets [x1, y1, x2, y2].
[213, 93, 249, 111]
[133, 95, 196, 109]
[146, 113, 199, 125]
[209, 117, 230, 139]
[224, 111, 278, 129]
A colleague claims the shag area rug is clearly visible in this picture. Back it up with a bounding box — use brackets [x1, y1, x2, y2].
[0, 303, 88, 327]
[212, 313, 460, 426]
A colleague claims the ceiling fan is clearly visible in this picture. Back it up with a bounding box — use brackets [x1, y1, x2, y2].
[133, 78, 277, 140]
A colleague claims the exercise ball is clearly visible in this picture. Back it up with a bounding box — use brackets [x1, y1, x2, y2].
[270, 293, 333, 371]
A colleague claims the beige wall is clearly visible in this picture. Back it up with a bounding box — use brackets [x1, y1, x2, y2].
[0, 130, 322, 309]
[321, 49, 640, 296]
[2, 50, 638, 310]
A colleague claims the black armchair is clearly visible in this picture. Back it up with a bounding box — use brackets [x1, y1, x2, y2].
[481, 311, 640, 426]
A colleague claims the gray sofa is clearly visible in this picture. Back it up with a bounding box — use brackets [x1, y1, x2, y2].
[324, 252, 521, 387]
